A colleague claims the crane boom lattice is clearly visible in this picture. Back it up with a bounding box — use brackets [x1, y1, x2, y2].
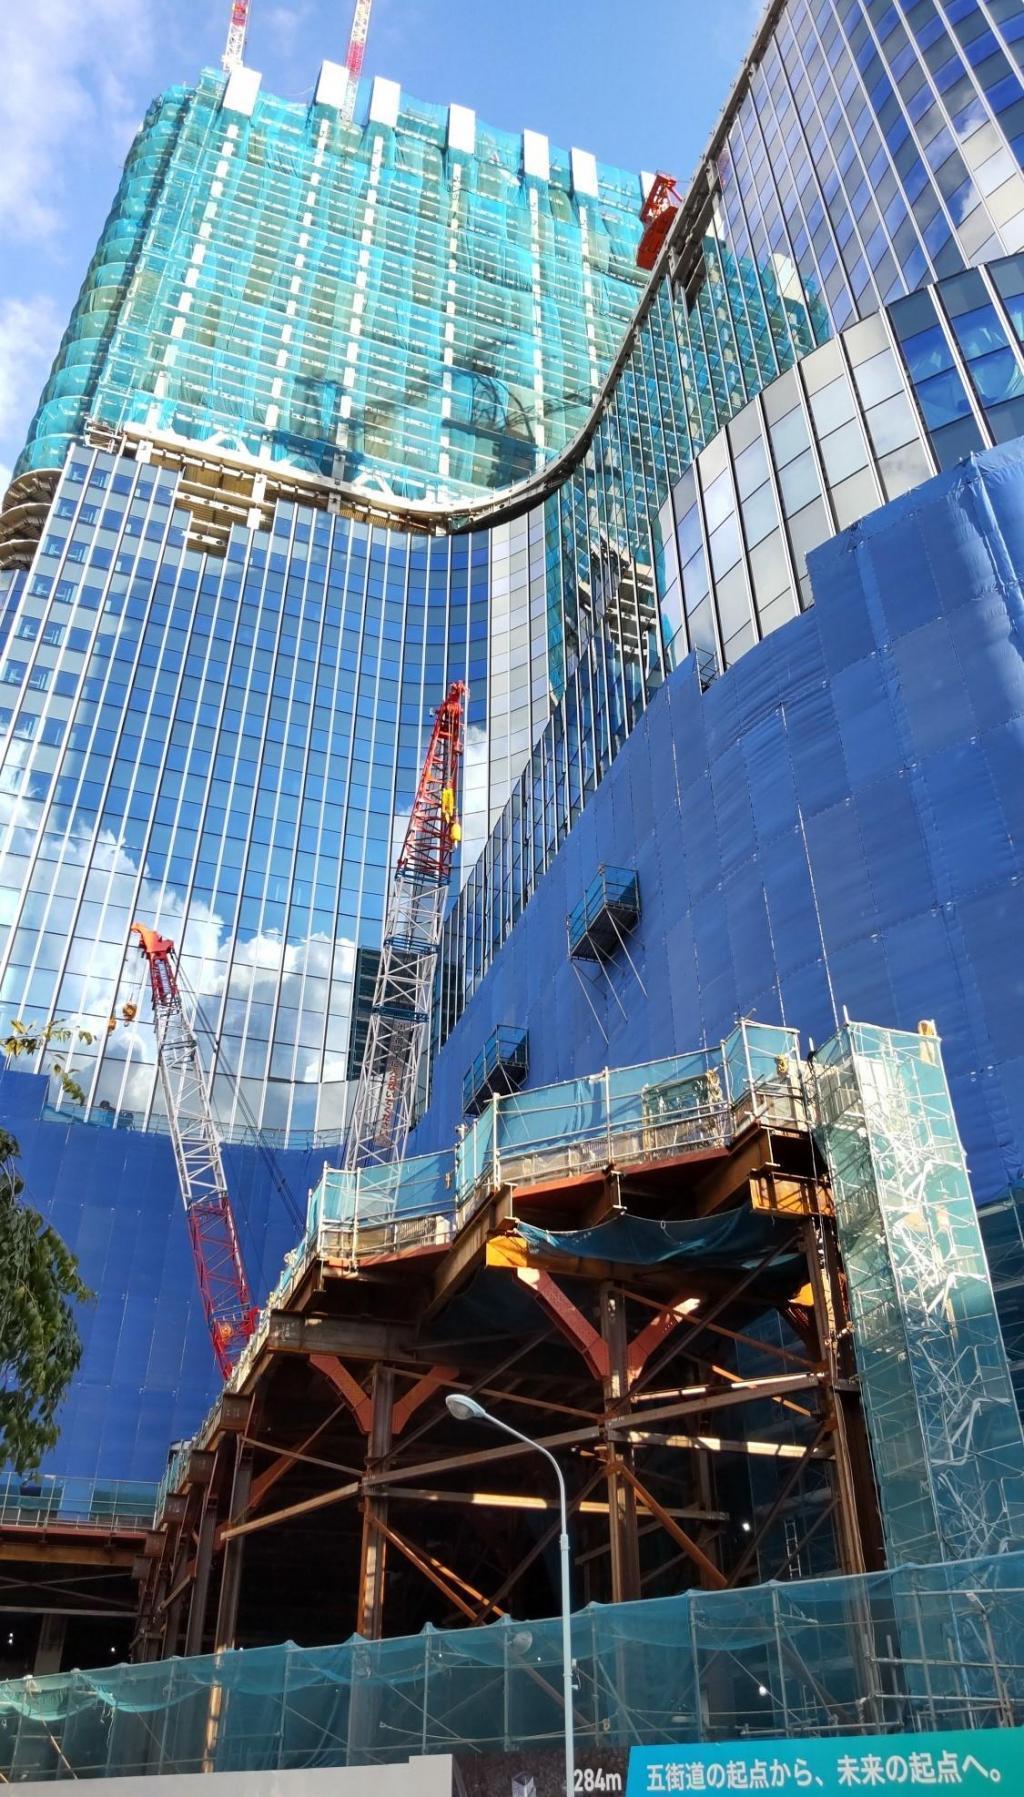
[132, 924, 257, 1378]
[341, 0, 374, 124]
[222, 0, 252, 71]
[344, 681, 466, 1173]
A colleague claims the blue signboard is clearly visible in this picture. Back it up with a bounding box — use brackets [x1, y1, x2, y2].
[628, 1728, 1024, 1792]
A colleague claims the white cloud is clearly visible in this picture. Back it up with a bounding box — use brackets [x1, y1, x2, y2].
[0, 297, 65, 458]
[0, 1, 155, 244]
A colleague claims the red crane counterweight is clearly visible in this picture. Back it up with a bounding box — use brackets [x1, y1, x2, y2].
[131, 924, 257, 1378]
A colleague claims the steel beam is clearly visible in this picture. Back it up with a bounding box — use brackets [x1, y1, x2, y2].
[219, 1478, 360, 1541]
[600, 1287, 641, 1602]
[392, 1364, 458, 1435]
[214, 1440, 253, 1650]
[356, 1366, 394, 1638]
[266, 1312, 418, 1362]
[515, 1267, 609, 1377]
[800, 1216, 873, 1576]
[607, 1457, 727, 1590]
[184, 1497, 217, 1657]
[428, 1190, 514, 1313]
[310, 1355, 374, 1430]
[367, 1421, 600, 1488]
[369, 1514, 479, 1623]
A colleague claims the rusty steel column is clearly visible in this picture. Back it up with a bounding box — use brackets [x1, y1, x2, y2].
[600, 1286, 642, 1603]
[214, 1441, 253, 1651]
[185, 1494, 218, 1657]
[356, 1365, 395, 1638]
[802, 1215, 877, 1576]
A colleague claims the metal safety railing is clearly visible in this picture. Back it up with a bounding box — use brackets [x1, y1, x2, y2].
[164, 1023, 809, 1415]
[462, 1025, 529, 1116]
[250, 1021, 809, 1291]
[0, 1474, 158, 1533]
[38, 1098, 347, 1154]
[169, 1021, 811, 1494]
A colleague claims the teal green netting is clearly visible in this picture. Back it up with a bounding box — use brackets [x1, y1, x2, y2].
[3, 1553, 1024, 1778]
[813, 1022, 1024, 1568]
[16, 72, 643, 502]
[515, 1212, 804, 1280]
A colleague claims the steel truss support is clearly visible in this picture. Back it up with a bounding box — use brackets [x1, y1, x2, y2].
[214, 1440, 253, 1650]
[139, 1106, 883, 1653]
[357, 1367, 394, 1638]
[800, 1215, 877, 1576]
[600, 1287, 641, 1602]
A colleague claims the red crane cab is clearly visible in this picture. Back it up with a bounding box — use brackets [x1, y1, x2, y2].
[637, 173, 682, 272]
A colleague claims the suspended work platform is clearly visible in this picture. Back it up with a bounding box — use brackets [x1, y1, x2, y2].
[566, 865, 641, 961]
[461, 1025, 530, 1115]
[135, 1021, 882, 1658]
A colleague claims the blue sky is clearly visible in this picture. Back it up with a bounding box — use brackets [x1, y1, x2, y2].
[0, 0, 763, 490]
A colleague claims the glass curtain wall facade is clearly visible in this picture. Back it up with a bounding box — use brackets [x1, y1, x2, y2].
[435, 0, 1024, 1047]
[0, 449, 491, 1136]
[1, 0, 1024, 1138]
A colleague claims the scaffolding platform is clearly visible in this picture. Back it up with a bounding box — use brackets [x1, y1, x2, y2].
[2, 1021, 1021, 1770]
[134, 1023, 880, 1660]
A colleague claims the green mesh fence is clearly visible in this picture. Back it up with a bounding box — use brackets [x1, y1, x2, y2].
[2, 1553, 1023, 1779]
[813, 1023, 1024, 1568]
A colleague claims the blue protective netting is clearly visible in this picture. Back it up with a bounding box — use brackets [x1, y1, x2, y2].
[417, 445, 1024, 1218]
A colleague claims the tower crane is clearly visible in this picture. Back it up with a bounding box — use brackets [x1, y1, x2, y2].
[344, 681, 466, 1172]
[221, 0, 252, 72]
[341, 0, 374, 125]
[131, 925, 257, 1378]
[219, 0, 375, 117]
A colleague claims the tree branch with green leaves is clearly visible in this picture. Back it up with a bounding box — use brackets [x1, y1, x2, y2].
[0, 1130, 93, 1473]
[2, 1018, 96, 1107]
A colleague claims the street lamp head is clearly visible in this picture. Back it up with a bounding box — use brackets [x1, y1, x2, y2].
[446, 1393, 489, 1423]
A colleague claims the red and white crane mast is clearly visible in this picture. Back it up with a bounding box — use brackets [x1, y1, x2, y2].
[219, 0, 375, 118]
[131, 924, 257, 1377]
[341, 0, 374, 122]
[222, 0, 252, 71]
[344, 681, 466, 1172]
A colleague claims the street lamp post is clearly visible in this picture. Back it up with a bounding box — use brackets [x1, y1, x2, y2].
[446, 1394, 575, 1797]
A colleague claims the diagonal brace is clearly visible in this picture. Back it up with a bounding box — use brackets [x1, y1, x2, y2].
[626, 1296, 700, 1385]
[516, 1268, 609, 1377]
[607, 1456, 726, 1590]
[310, 1354, 374, 1432]
[392, 1364, 459, 1436]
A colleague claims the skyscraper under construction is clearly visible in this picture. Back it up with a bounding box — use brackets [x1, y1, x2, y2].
[2, 0, 1024, 1556]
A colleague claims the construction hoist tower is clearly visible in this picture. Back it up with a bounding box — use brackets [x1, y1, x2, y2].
[131, 924, 257, 1377]
[344, 681, 466, 1173]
